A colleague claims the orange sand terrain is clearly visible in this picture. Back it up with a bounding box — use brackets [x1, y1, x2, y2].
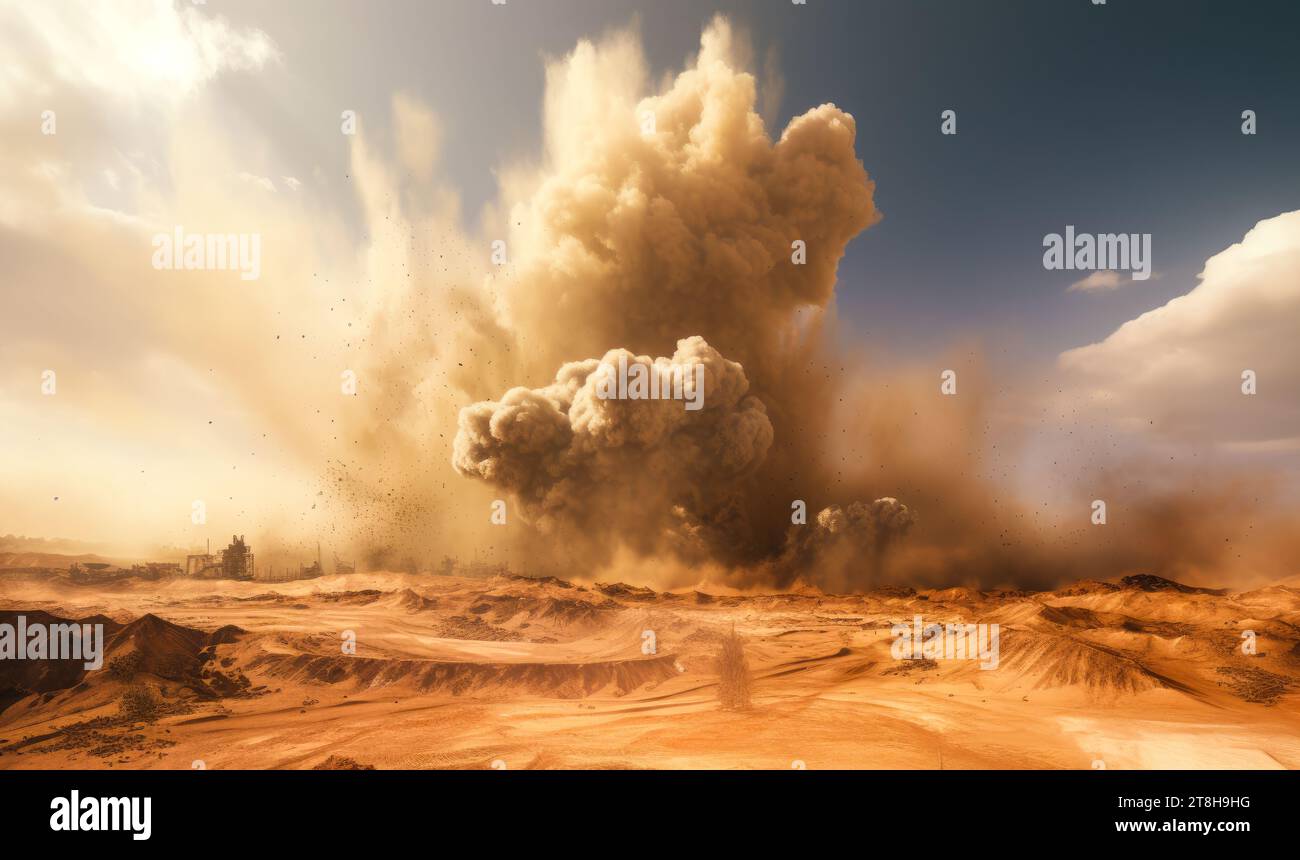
[1, 570, 1298, 770]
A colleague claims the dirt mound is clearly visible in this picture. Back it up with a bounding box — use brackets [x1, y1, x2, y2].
[995, 631, 1191, 696]
[882, 658, 938, 676]
[436, 615, 525, 642]
[248, 650, 679, 698]
[1052, 580, 1119, 597]
[466, 593, 618, 627]
[113, 616, 256, 698]
[207, 625, 246, 646]
[393, 588, 438, 611]
[1034, 605, 1107, 629]
[313, 755, 375, 770]
[0, 610, 121, 712]
[866, 585, 918, 599]
[1118, 617, 1196, 638]
[595, 582, 657, 601]
[500, 574, 575, 590]
[927, 587, 985, 603]
[103, 613, 209, 676]
[317, 590, 386, 605]
[1236, 585, 1300, 613]
[1119, 574, 1227, 596]
[1, 610, 253, 715]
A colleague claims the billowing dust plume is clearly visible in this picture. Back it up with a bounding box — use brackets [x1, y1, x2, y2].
[338, 17, 1294, 591]
[338, 18, 884, 583]
[434, 16, 894, 583]
[453, 336, 774, 563]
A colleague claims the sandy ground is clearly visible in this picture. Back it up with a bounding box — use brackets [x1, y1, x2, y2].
[1, 570, 1298, 769]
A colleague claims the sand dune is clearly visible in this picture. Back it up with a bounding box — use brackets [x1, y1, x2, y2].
[1, 570, 1297, 769]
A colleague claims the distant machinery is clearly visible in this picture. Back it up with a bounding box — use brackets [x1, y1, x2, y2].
[185, 536, 254, 580]
[299, 542, 323, 579]
[185, 538, 215, 577]
[221, 534, 254, 580]
[181, 537, 353, 581]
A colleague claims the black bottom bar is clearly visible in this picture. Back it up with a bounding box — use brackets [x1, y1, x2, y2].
[1, 770, 1286, 847]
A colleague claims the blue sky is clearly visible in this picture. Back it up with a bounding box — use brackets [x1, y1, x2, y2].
[216, 0, 1300, 370]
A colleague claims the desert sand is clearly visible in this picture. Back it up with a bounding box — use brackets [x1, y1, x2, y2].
[1, 569, 1298, 770]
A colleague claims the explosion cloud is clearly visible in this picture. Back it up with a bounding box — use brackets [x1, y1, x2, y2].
[453, 336, 773, 564]
[771, 499, 917, 593]
[432, 17, 901, 583]
[364, 17, 1296, 591]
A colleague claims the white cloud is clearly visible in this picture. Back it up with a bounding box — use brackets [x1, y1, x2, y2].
[1058, 210, 1300, 444]
[0, 0, 276, 107]
[1067, 269, 1162, 293]
[1067, 270, 1123, 293]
